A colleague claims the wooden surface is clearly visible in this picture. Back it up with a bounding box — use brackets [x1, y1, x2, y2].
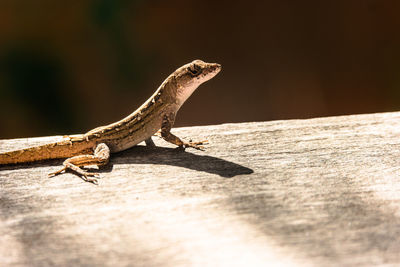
[1, 112, 400, 266]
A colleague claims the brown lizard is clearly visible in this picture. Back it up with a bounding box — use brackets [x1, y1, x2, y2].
[0, 59, 221, 184]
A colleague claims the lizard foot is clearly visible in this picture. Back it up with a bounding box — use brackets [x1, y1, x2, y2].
[48, 167, 67, 177]
[49, 167, 100, 185]
[79, 171, 100, 185]
[48, 143, 109, 185]
[183, 140, 208, 151]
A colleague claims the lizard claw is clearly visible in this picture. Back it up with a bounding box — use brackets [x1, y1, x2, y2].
[48, 167, 67, 177]
[183, 140, 208, 151]
[49, 166, 100, 184]
[81, 172, 100, 185]
[84, 176, 99, 185]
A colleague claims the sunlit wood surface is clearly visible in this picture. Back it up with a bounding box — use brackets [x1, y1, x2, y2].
[1, 112, 400, 266]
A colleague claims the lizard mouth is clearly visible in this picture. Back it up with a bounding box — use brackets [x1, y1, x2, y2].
[205, 63, 222, 79]
[211, 63, 222, 73]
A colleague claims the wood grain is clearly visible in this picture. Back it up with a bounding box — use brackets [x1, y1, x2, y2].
[1, 112, 400, 266]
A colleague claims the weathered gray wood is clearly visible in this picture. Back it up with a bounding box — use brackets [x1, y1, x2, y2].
[1, 112, 400, 266]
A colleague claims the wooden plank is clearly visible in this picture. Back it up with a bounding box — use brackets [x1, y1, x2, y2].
[1, 112, 400, 266]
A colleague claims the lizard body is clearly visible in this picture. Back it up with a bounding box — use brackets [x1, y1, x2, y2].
[0, 59, 221, 183]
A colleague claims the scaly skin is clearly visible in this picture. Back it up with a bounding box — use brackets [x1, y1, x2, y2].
[0, 60, 221, 183]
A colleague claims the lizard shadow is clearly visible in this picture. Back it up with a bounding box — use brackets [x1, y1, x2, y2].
[113, 145, 254, 178]
[0, 146, 253, 178]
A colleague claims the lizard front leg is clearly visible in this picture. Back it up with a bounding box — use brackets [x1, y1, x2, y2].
[160, 112, 207, 150]
[48, 143, 110, 184]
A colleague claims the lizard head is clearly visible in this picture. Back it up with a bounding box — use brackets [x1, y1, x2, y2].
[172, 59, 221, 106]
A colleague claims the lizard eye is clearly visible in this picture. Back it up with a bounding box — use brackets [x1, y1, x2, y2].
[188, 64, 201, 76]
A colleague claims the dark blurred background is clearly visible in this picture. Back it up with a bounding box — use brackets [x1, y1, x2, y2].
[1, 0, 400, 138]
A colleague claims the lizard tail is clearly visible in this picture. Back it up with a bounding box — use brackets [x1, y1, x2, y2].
[0, 140, 93, 165]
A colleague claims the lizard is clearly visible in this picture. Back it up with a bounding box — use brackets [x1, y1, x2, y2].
[0, 59, 221, 184]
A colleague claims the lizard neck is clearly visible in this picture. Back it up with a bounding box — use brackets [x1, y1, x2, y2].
[176, 82, 199, 108]
[160, 75, 200, 109]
